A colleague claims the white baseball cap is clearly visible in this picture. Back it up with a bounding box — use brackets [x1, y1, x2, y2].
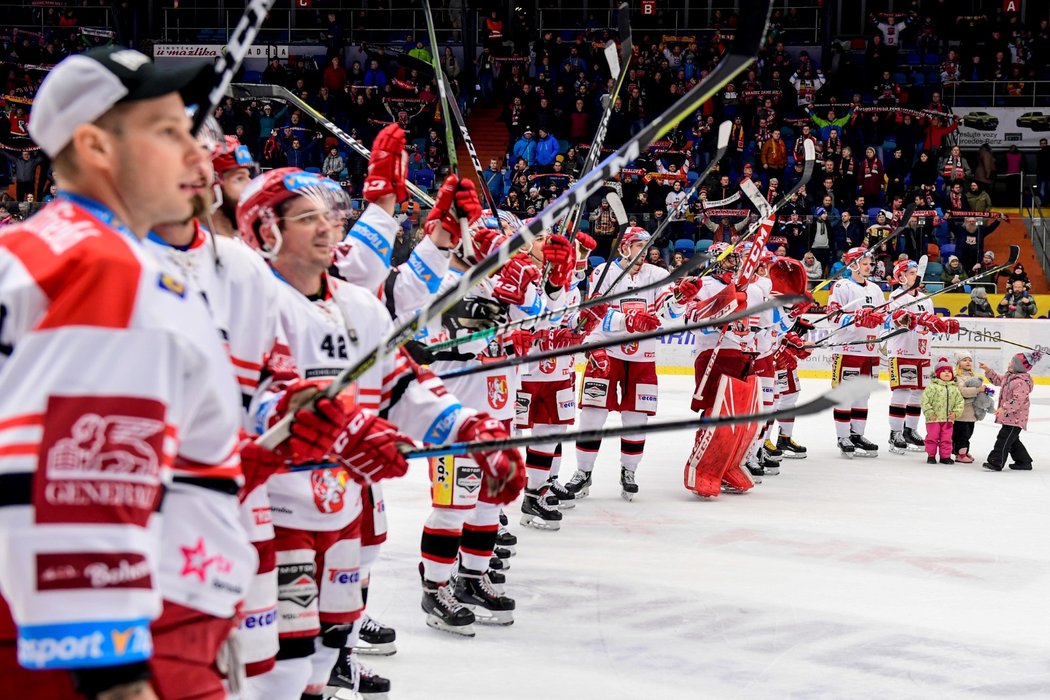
[29, 45, 213, 158]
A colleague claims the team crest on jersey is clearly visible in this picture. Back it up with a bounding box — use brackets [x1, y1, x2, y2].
[538, 358, 557, 374]
[918, 339, 927, 355]
[622, 341, 639, 356]
[311, 468, 348, 513]
[487, 376, 509, 409]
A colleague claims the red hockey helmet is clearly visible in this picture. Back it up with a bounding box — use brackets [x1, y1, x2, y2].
[237, 168, 350, 258]
[893, 258, 917, 283]
[843, 246, 871, 267]
[213, 135, 258, 177]
[618, 226, 652, 256]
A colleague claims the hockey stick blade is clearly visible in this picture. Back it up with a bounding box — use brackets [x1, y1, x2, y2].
[403, 377, 881, 459]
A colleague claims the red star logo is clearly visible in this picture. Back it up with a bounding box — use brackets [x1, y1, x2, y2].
[180, 538, 231, 582]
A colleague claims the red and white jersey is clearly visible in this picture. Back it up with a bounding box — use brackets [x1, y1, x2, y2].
[258, 274, 475, 531]
[752, 276, 778, 359]
[521, 286, 580, 384]
[828, 276, 886, 357]
[689, 277, 765, 354]
[587, 260, 684, 362]
[0, 195, 247, 669]
[332, 203, 401, 294]
[884, 286, 934, 359]
[383, 235, 450, 318]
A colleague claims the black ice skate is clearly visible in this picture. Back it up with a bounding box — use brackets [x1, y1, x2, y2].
[837, 436, 856, 458]
[496, 524, 517, 554]
[494, 545, 514, 560]
[547, 477, 576, 509]
[902, 427, 926, 452]
[620, 467, 639, 501]
[420, 564, 475, 637]
[849, 433, 878, 457]
[744, 458, 765, 482]
[327, 651, 391, 699]
[776, 435, 808, 459]
[520, 486, 563, 531]
[485, 567, 506, 588]
[488, 554, 509, 571]
[356, 614, 396, 656]
[888, 430, 908, 455]
[453, 568, 515, 625]
[565, 469, 592, 499]
[761, 439, 783, 462]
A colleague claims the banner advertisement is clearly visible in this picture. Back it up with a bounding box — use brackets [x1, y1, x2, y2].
[807, 290, 1050, 320]
[956, 106, 1050, 149]
[153, 44, 290, 59]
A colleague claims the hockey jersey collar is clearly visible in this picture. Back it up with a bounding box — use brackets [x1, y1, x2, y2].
[57, 190, 137, 243]
[145, 219, 209, 251]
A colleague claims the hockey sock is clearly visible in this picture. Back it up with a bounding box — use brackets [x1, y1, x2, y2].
[460, 500, 501, 571]
[421, 508, 466, 583]
[777, 390, 801, 438]
[834, 408, 852, 439]
[576, 408, 609, 471]
[262, 657, 313, 699]
[889, 388, 908, 431]
[551, 442, 563, 479]
[524, 446, 555, 490]
[620, 411, 648, 471]
[305, 635, 344, 695]
[850, 406, 869, 435]
[905, 397, 922, 430]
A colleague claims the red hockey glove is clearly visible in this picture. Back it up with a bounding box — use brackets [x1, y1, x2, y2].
[425, 175, 482, 244]
[587, 348, 610, 374]
[456, 413, 525, 505]
[916, 311, 947, 333]
[501, 329, 535, 356]
[492, 255, 541, 306]
[574, 231, 598, 255]
[238, 435, 285, 503]
[624, 309, 661, 333]
[472, 226, 507, 261]
[852, 308, 886, 329]
[943, 318, 960, 334]
[782, 331, 807, 351]
[891, 309, 917, 330]
[543, 234, 575, 288]
[535, 327, 584, 351]
[330, 409, 413, 484]
[672, 277, 702, 304]
[270, 380, 345, 464]
[576, 302, 610, 334]
[363, 123, 407, 203]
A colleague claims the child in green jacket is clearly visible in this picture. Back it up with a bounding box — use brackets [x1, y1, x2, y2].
[921, 358, 966, 464]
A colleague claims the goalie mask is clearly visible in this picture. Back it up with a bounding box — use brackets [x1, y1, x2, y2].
[237, 168, 351, 259]
[707, 241, 739, 281]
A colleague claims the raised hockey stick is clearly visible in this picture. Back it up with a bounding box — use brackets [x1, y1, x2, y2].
[401, 378, 881, 459]
[229, 83, 436, 207]
[810, 202, 918, 294]
[807, 252, 928, 328]
[257, 1, 773, 449]
[587, 191, 631, 293]
[816, 325, 910, 349]
[437, 294, 805, 381]
[192, 0, 276, 134]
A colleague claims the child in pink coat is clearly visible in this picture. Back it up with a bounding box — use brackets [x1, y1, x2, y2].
[980, 351, 1040, 471]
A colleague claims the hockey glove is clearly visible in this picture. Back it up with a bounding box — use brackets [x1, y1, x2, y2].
[270, 380, 345, 464]
[456, 413, 526, 505]
[624, 309, 661, 333]
[943, 318, 960, 334]
[363, 123, 407, 203]
[891, 309, 917, 330]
[238, 435, 285, 502]
[330, 409, 413, 484]
[444, 297, 507, 334]
[852, 308, 886, 329]
[672, 277, 703, 304]
[501, 329, 535, 356]
[535, 327, 584, 351]
[576, 302, 610, 334]
[916, 311, 948, 333]
[587, 347, 611, 374]
[575, 232, 598, 255]
[543, 234, 575, 288]
[782, 331, 807, 351]
[471, 226, 508, 261]
[492, 255, 541, 306]
[426, 175, 482, 245]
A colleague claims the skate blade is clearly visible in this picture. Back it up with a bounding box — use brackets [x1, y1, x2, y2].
[574, 485, 590, 499]
[888, 446, 907, 455]
[556, 499, 576, 510]
[519, 514, 561, 531]
[720, 485, 749, 494]
[354, 641, 397, 656]
[906, 445, 926, 452]
[325, 686, 366, 700]
[853, 451, 878, 458]
[764, 467, 780, 476]
[425, 616, 476, 637]
[780, 452, 807, 459]
[621, 490, 636, 502]
[840, 452, 854, 459]
[466, 607, 515, 625]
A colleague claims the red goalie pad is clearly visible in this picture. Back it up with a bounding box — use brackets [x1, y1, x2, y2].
[683, 373, 760, 497]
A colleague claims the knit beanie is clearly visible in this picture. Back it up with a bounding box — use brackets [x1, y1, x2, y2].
[934, 357, 954, 380]
[1011, 351, 1042, 373]
[953, 350, 972, 364]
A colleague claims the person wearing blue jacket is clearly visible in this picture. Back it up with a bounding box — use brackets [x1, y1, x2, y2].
[534, 127, 559, 169]
[512, 127, 537, 167]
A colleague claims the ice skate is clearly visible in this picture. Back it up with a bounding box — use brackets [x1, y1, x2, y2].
[902, 427, 926, 452]
[488, 554, 509, 571]
[520, 486, 563, 531]
[486, 567, 506, 589]
[777, 435, 808, 459]
[837, 436, 856, 458]
[565, 469, 592, 499]
[620, 467, 639, 501]
[888, 430, 908, 455]
[453, 568, 515, 625]
[420, 566, 476, 637]
[496, 524, 517, 554]
[849, 433, 878, 457]
[326, 651, 390, 699]
[761, 438, 783, 462]
[356, 614, 396, 656]
[746, 455, 778, 477]
[743, 458, 765, 482]
[494, 545, 514, 560]
[547, 477, 576, 509]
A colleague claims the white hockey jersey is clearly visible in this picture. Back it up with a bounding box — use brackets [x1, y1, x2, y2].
[0, 195, 247, 671]
[689, 277, 765, 354]
[520, 286, 580, 384]
[884, 286, 934, 359]
[587, 261, 684, 362]
[828, 276, 887, 357]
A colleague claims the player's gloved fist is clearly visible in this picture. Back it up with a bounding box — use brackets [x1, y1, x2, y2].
[891, 309, 916, 330]
[624, 309, 661, 333]
[270, 379, 345, 464]
[445, 297, 506, 334]
[782, 331, 807, 351]
[492, 255, 541, 306]
[535, 327, 584, 351]
[471, 226, 507, 261]
[363, 123, 407, 203]
[331, 409, 413, 484]
[456, 413, 526, 504]
[502, 329, 534, 356]
[916, 311, 947, 333]
[543, 234, 575, 287]
[238, 434, 286, 502]
[852, 308, 885, 329]
[943, 318, 960, 334]
[576, 302, 609, 334]
[574, 231, 598, 254]
[672, 277, 702, 303]
[587, 347, 610, 374]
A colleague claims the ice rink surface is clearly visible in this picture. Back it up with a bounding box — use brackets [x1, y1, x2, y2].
[365, 376, 1050, 699]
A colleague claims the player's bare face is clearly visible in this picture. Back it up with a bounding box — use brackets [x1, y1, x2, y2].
[854, 258, 872, 280]
[529, 232, 549, 264]
[221, 168, 253, 205]
[623, 241, 645, 271]
[278, 196, 341, 272]
[902, 267, 918, 289]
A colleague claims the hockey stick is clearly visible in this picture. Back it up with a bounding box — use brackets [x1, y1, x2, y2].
[401, 378, 882, 459]
[257, 1, 772, 448]
[816, 325, 910, 349]
[192, 0, 275, 134]
[229, 83, 436, 207]
[587, 191, 631, 293]
[437, 294, 805, 381]
[810, 202, 918, 294]
[424, 250, 710, 353]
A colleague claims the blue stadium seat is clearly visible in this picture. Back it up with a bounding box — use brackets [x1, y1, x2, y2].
[912, 72, 926, 87]
[579, 219, 590, 233]
[923, 281, 945, 293]
[674, 238, 695, 255]
[923, 52, 940, 66]
[892, 72, 908, 85]
[695, 239, 713, 254]
[904, 50, 921, 65]
[867, 207, 883, 222]
[923, 261, 944, 281]
[588, 255, 606, 269]
[940, 243, 956, 261]
[687, 170, 699, 185]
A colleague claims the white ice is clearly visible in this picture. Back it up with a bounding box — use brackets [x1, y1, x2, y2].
[366, 376, 1050, 699]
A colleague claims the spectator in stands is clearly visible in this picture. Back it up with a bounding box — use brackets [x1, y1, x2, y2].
[966, 181, 992, 212]
[761, 129, 788, 175]
[967, 287, 995, 317]
[2, 149, 44, 201]
[952, 215, 1001, 273]
[647, 247, 667, 269]
[940, 145, 971, 181]
[1008, 264, 1032, 290]
[588, 198, 619, 256]
[512, 127, 537, 167]
[974, 143, 996, 189]
[942, 255, 966, 286]
[833, 209, 863, 256]
[322, 146, 345, 179]
[857, 146, 884, 205]
[482, 158, 503, 199]
[322, 55, 346, 91]
[534, 127, 559, 169]
[997, 280, 1038, 319]
[670, 250, 687, 271]
[811, 206, 833, 270]
[802, 250, 823, 284]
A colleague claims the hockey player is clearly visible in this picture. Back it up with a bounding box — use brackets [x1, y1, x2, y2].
[826, 247, 888, 457]
[884, 259, 960, 453]
[0, 47, 253, 700]
[770, 304, 814, 458]
[517, 230, 598, 529]
[739, 245, 782, 477]
[208, 134, 258, 237]
[236, 167, 523, 696]
[568, 227, 700, 501]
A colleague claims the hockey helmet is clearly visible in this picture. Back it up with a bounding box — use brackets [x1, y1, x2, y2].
[893, 259, 917, 283]
[213, 135, 258, 177]
[618, 226, 652, 256]
[481, 208, 524, 237]
[843, 246, 871, 267]
[237, 168, 350, 259]
[707, 241, 739, 273]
